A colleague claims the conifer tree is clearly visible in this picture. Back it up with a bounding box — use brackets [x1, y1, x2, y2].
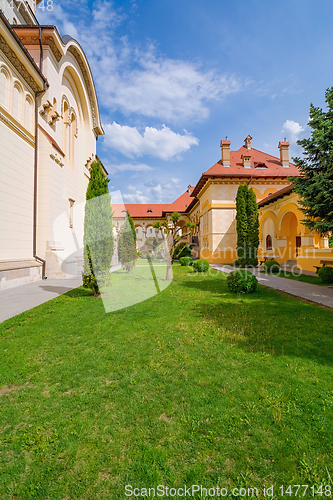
[291, 87, 333, 235]
[247, 188, 259, 266]
[236, 184, 248, 265]
[235, 184, 259, 266]
[82, 159, 114, 296]
[119, 212, 137, 273]
[126, 210, 137, 247]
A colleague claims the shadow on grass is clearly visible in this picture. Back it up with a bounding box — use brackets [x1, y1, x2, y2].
[181, 276, 333, 366]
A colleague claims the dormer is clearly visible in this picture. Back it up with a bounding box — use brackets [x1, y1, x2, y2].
[241, 154, 251, 168]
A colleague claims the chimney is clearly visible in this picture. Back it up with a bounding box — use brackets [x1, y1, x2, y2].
[241, 154, 252, 168]
[278, 140, 290, 167]
[187, 184, 192, 193]
[244, 135, 252, 149]
[220, 139, 231, 167]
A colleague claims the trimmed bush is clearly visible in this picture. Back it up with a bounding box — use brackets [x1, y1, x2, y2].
[180, 256, 193, 266]
[318, 266, 333, 284]
[264, 260, 280, 273]
[174, 242, 192, 259]
[193, 259, 209, 272]
[227, 270, 258, 293]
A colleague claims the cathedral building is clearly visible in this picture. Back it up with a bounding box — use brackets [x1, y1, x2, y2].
[0, 0, 103, 289]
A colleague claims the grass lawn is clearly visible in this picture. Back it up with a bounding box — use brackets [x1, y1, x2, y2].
[0, 266, 333, 499]
[260, 271, 328, 286]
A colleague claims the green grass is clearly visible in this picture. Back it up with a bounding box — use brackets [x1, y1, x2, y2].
[0, 266, 333, 499]
[260, 270, 327, 286]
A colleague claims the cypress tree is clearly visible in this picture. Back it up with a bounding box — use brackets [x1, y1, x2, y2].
[235, 184, 259, 266]
[236, 184, 248, 265]
[126, 210, 137, 247]
[290, 87, 333, 235]
[82, 159, 114, 296]
[119, 212, 137, 273]
[247, 187, 259, 266]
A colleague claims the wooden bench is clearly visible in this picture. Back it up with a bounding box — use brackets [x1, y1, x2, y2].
[260, 257, 274, 266]
[314, 260, 333, 274]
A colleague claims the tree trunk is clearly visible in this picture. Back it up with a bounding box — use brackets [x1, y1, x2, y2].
[166, 261, 172, 281]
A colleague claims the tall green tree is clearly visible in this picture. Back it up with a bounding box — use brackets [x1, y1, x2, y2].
[236, 185, 248, 264]
[126, 210, 137, 247]
[235, 184, 259, 266]
[119, 212, 137, 273]
[290, 87, 333, 236]
[247, 188, 260, 266]
[82, 159, 113, 296]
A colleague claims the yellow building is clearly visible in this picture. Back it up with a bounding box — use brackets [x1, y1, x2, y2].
[258, 185, 333, 272]
[0, 2, 103, 288]
[112, 136, 332, 274]
[186, 135, 299, 263]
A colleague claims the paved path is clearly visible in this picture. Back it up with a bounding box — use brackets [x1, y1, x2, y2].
[0, 276, 82, 323]
[210, 264, 333, 309]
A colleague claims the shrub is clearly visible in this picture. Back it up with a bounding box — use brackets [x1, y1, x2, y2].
[264, 260, 280, 273]
[227, 270, 258, 293]
[193, 259, 209, 272]
[233, 260, 240, 267]
[318, 266, 333, 284]
[180, 256, 193, 266]
[174, 242, 192, 259]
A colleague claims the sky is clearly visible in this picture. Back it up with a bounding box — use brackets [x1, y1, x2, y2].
[38, 0, 333, 204]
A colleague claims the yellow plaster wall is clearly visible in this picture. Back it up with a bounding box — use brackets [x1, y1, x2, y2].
[258, 191, 332, 271]
[195, 179, 290, 263]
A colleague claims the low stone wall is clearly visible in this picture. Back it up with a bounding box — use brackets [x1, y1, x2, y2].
[0, 260, 42, 290]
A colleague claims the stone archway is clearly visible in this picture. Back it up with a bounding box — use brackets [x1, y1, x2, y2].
[280, 211, 298, 260]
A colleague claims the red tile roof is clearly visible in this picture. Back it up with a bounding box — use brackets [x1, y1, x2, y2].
[112, 187, 194, 218]
[258, 184, 294, 207]
[192, 146, 300, 197]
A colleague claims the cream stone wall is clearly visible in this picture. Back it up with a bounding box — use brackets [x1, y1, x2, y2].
[27, 37, 103, 278]
[0, 31, 40, 263]
[0, 15, 104, 285]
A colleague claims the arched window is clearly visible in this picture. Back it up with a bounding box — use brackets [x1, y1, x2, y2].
[63, 100, 70, 160]
[0, 67, 9, 109]
[69, 111, 76, 170]
[24, 95, 34, 131]
[266, 234, 272, 250]
[13, 83, 22, 121]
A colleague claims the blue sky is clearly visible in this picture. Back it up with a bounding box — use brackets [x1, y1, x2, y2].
[38, 0, 333, 203]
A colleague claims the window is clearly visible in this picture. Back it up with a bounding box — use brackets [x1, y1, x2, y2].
[69, 199, 75, 228]
[69, 112, 76, 170]
[0, 68, 9, 109]
[266, 234, 272, 250]
[147, 209, 153, 213]
[13, 83, 22, 121]
[24, 95, 33, 131]
[63, 100, 70, 160]
[255, 162, 268, 168]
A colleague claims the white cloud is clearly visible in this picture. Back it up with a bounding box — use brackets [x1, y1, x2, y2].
[103, 122, 199, 159]
[92, 1, 125, 29]
[282, 120, 304, 143]
[104, 162, 154, 174]
[123, 177, 182, 204]
[37, 2, 242, 123]
[97, 52, 241, 122]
